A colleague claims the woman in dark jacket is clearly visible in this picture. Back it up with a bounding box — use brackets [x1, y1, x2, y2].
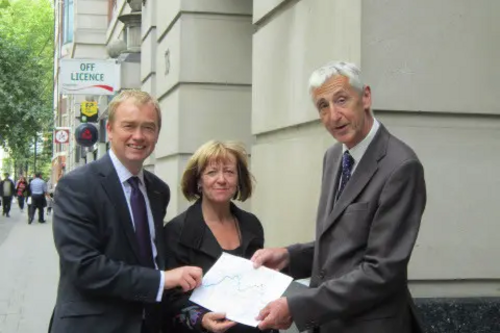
[163, 140, 276, 333]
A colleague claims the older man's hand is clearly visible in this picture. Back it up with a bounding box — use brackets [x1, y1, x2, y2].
[256, 297, 293, 330]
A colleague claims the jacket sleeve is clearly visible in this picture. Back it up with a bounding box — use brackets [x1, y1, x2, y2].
[162, 219, 208, 332]
[288, 159, 426, 331]
[286, 241, 315, 279]
[52, 172, 162, 303]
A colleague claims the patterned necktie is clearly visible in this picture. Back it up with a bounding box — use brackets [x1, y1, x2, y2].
[128, 176, 154, 267]
[337, 151, 354, 200]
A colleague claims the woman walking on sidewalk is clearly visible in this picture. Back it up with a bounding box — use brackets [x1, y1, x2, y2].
[15, 176, 28, 212]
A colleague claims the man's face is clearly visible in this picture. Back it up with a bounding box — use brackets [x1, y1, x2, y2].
[106, 99, 160, 172]
[312, 75, 373, 149]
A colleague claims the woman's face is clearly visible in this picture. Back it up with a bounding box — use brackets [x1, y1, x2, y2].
[199, 154, 239, 204]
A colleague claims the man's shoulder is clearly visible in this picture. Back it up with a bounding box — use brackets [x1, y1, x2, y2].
[385, 131, 421, 164]
[144, 170, 169, 192]
[57, 162, 97, 187]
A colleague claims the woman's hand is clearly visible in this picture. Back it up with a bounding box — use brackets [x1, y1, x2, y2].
[201, 312, 237, 333]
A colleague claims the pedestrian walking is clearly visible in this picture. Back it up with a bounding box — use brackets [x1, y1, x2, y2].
[46, 191, 54, 216]
[0, 173, 15, 217]
[15, 176, 28, 212]
[28, 172, 47, 224]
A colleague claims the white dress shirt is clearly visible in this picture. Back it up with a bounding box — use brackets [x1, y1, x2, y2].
[342, 118, 381, 176]
[109, 150, 165, 302]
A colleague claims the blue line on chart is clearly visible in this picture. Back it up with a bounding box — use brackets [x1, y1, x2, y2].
[202, 275, 265, 293]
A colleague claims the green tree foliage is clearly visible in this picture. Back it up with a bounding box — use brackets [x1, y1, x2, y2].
[0, 0, 54, 175]
[0, 0, 10, 10]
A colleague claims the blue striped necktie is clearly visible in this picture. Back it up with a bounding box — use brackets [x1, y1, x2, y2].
[337, 151, 354, 200]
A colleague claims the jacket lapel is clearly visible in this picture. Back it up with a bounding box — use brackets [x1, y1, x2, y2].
[94, 154, 142, 264]
[323, 146, 343, 217]
[179, 201, 221, 260]
[178, 200, 259, 260]
[144, 171, 166, 270]
[231, 203, 259, 252]
[320, 125, 389, 238]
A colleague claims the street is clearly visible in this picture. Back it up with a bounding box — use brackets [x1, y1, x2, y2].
[0, 205, 58, 333]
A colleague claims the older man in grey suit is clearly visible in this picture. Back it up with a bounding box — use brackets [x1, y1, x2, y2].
[252, 61, 426, 333]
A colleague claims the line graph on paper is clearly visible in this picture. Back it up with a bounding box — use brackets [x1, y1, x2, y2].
[189, 253, 293, 327]
[203, 274, 266, 294]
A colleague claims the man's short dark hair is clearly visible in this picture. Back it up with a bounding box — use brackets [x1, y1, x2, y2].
[35, 172, 42, 178]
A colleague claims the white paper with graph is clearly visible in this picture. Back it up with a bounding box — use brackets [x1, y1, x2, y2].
[189, 252, 293, 327]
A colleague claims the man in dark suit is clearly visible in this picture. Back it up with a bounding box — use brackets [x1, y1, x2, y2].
[0, 173, 15, 217]
[50, 90, 203, 333]
[252, 61, 426, 333]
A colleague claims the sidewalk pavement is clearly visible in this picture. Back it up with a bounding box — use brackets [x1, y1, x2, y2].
[0, 206, 58, 333]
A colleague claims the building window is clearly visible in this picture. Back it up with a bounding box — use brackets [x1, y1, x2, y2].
[63, 0, 74, 44]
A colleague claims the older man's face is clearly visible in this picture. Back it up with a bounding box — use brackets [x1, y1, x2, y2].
[312, 75, 373, 149]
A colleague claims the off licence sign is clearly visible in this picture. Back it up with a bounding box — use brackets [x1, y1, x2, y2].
[59, 59, 120, 95]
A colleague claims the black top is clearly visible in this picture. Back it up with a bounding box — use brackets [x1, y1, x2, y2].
[163, 199, 276, 333]
[223, 246, 243, 257]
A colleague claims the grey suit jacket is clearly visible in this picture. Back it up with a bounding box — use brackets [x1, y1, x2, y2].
[286, 125, 426, 333]
[49, 154, 170, 333]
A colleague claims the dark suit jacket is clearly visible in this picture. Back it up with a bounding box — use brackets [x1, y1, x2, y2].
[50, 153, 170, 333]
[0, 179, 15, 197]
[163, 200, 273, 333]
[286, 124, 426, 333]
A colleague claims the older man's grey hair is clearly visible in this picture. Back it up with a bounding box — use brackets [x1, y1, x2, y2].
[308, 61, 365, 95]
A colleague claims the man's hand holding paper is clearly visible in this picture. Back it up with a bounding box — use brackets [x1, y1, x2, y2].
[189, 252, 293, 327]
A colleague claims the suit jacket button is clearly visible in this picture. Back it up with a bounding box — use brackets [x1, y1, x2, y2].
[318, 270, 325, 279]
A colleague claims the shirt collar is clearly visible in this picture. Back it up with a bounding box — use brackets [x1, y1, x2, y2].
[342, 118, 380, 166]
[108, 149, 145, 186]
